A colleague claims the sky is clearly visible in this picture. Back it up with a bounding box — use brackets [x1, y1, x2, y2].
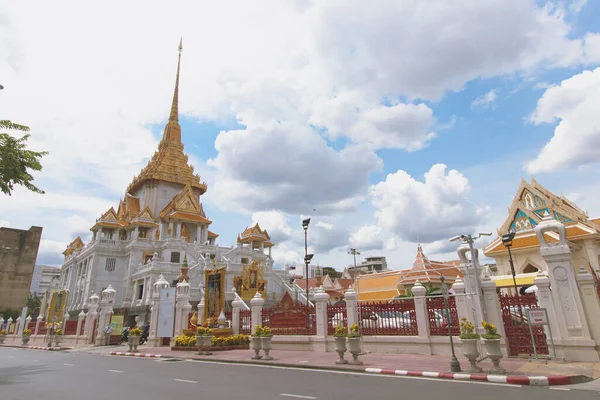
[1, 0, 600, 271]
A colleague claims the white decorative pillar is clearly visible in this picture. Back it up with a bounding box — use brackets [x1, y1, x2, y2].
[451, 278, 471, 324]
[250, 292, 264, 330]
[95, 286, 116, 345]
[534, 273, 561, 345]
[344, 286, 358, 331]
[85, 291, 99, 340]
[62, 312, 69, 332]
[150, 275, 170, 341]
[198, 284, 205, 325]
[313, 287, 330, 338]
[411, 281, 430, 340]
[576, 267, 600, 348]
[232, 288, 244, 335]
[174, 280, 191, 337]
[0, 317, 4, 333]
[76, 311, 86, 337]
[534, 215, 597, 362]
[14, 317, 20, 338]
[480, 267, 505, 338]
[457, 243, 486, 333]
[34, 314, 42, 336]
[25, 315, 32, 334]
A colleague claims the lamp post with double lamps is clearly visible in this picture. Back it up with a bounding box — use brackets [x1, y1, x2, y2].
[348, 248, 360, 268]
[501, 229, 519, 296]
[302, 218, 312, 303]
[440, 274, 461, 372]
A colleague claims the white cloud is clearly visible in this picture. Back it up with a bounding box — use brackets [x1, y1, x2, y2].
[369, 164, 488, 243]
[527, 68, 600, 173]
[37, 239, 67, 266]
[349, 225, 384, 251]
[251, 210, 294, 243]
[471, 89, 498, 109]
[0, 221, 10, 228]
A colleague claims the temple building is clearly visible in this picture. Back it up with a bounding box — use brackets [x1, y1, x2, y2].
[483, 178, 600, 289]
[58, 42, 287, 322]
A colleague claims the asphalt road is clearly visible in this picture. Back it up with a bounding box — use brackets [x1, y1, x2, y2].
[0, 347, 596, 400]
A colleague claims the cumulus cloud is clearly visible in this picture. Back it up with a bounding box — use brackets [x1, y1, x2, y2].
[471, 90, 498, 109]
[527, 68, 600, 173]
[349, 225, 384, 251]
[251, 210, 294, 243]
[369, 164, 487, 243]
[37, 239, 67, 266]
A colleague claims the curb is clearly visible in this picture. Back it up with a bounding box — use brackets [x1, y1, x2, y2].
[28, 346, 66, 351]
[109, 351, 162, 358]
[364, 368, 574, 386]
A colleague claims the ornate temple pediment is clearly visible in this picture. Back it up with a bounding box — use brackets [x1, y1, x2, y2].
[234, 260, 267, 301]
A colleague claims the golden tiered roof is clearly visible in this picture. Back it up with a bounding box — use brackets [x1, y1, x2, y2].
[126, 39, 207, 196]
[159, 184, 212, 225]
[63, 236, 85, 256]
[237, 223, 274, 247]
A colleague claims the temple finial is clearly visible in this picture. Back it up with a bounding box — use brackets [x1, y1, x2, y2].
[162, 38, 183, 145]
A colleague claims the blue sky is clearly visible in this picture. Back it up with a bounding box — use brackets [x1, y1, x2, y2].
[1, 0, 600, 270]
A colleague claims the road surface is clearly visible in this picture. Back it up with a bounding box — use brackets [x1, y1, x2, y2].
[0, 347, 596, 400]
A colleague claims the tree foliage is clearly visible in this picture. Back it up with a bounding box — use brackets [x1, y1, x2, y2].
[0, 120, 48, 196]
[26, 292, 42, 311]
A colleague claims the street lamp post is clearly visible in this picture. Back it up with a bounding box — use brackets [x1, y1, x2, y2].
[441, 275, 461, 372]
[348, 248, 360, 268]
[302, 218, 312, 304]
[502, 229, 519, 296]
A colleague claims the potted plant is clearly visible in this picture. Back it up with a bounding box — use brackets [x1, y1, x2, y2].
[54, 328, 63, 347]
[347, 324, 363, 365]
[333, 325, 348, 364]
[251, 326, 263, 359]
[458, 318, 481, 372]
[260, 326, 273, 360]
[195, 326, 213, 355]
[128, 326, 142, 353]
[22, 329, 32, 345]
[481, 321, 505, 374]
[0, 329, 6, 344]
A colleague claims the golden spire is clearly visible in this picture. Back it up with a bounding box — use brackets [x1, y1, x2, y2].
[161, 38, 183, 146]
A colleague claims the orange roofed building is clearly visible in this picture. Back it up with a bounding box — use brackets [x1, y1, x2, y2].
[355, 245, 463, 301]
[58, 43, 286, 320]
[483, 178, 600, 282]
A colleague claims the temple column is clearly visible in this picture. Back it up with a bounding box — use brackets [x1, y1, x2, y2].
[250, 292, 264, 330]
[133, 227, 139, 240]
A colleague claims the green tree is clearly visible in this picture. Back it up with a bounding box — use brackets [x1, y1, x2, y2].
[26, 292, 42, 311]
[0, 120, 48, 196]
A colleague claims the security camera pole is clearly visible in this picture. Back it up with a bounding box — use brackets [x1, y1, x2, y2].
[302, 218, 313, 304]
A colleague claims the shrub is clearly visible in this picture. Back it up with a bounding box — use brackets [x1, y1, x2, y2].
[22, 329, 32, 336]
[333, 325, 347, 338]
[459, 318, 480, 340]
[0, 329, 6, 335]
[348, 324, 361, 338]
[195, 326, 213, 336]
[129, 327, 143, 336]
[174, 334, 196, 346]
[55, 329, 63, 336]
[253, 326, 263, 337]
[481, 321, 501, 340]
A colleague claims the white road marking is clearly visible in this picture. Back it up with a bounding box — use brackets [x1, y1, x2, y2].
[280, 394, 317, 400]
[64, 363, 74, 366]
[549, 387, 570, 391]
[185, 360, 521, 387]
[298, 361, 309, 364]
[174, 379, 197, 384]
[32, 359, 39, 362]
[108, 370, 123, 373]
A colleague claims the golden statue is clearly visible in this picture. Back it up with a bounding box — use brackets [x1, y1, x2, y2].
[180, 223, 191, 242]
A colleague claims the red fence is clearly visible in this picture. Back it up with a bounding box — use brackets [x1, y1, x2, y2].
[64, 320, 79, 335]
[327, 304, 347, 335]
[426, 296, 459, 336]
[358, 299, 418, 336]
[262, 303, 316, 335]
[500, 293, 548, 356]
[27, 322, 36, 331]
[239, 309, 251, 335]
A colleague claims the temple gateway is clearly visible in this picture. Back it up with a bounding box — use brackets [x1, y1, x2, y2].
[58, 42, 288, 325]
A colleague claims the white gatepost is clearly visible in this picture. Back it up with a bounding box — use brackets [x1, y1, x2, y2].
[85, 292, 99, 343]
[533, 272, 561, 346]
[62, 312, 69, 332]
[150, 275, 170, 342]
[575, 267, 600, 349]
[197, 284, 205, 325]
[480, 267, 505, 338]
[457, 243, 486, 333]
[0, 317, 4, 332]
[14, 317, 20, 338]
[451, 278, 471, 323]
[95, 286, 116, 345]
[250, 292, 264, 332]
[174, 280, 192, 337]
[25, 315, 32, 335]
[534, 215, 598, 362]
[313, 287, 330, 338]
[76, 311, 86, 343]
[232, 288, 244, 335]
[34, 314, 42, 336]
[344, 286, 358, 332]
[412, 281, 430, 339]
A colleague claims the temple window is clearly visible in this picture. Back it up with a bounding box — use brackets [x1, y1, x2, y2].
[523, 264, 539, 274]
[241, 257, 249, 264]
[137, 283, 144, 300]
[170, 252, 181, 263]
[105, 258, 116, 272]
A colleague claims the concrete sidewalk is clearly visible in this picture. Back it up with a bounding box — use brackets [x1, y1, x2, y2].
[95, 343, 598, 384]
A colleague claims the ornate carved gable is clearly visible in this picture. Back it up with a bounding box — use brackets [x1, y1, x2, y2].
[135, 206, 155, 221]
[63, 236, 85, 256]
[159, 184, 207, 219]
[101, 207, 119, 221]
[498, 178, 589, 234]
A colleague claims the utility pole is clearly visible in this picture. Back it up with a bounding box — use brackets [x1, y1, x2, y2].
[348, 248, 360, 268]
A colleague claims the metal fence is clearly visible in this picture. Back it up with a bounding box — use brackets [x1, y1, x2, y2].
[327, 304, 347, 335]
[358, 299, 418, 336]
[426, 296, 459, 336]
